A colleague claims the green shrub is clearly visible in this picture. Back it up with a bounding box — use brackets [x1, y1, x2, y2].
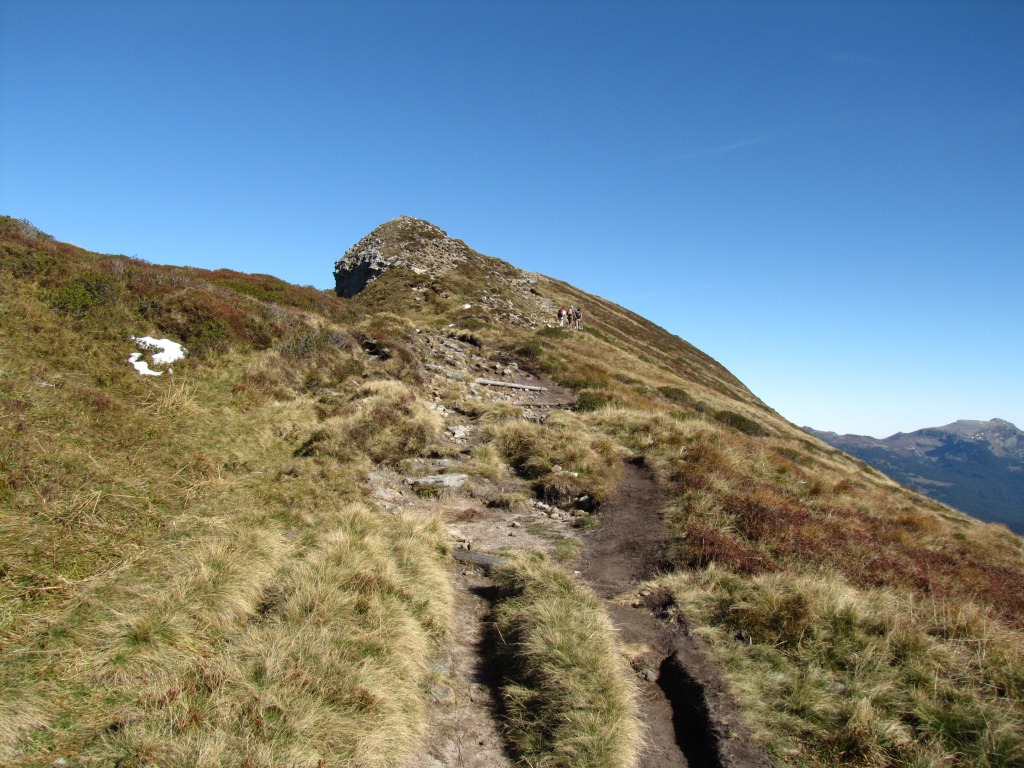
[4, 248, 60, 279]
[183, 318, 230, 356]
[457, 318, 490, 331]
[573, 390, 614, 413]
[658, 385, 695, 405]
[277, 327, 348, 358]
[515, 339, 545, 359]
[714, 409, 768, 437]
[48, 274, 122, 318]
[613, 373, 643, 386]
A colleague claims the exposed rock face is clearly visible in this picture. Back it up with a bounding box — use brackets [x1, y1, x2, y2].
[333, 215, 556, 330]
[334, 216, 475, 297]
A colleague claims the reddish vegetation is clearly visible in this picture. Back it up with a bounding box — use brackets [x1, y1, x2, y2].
[669, 466, 1024, 630]
[677, 521, 776, 576]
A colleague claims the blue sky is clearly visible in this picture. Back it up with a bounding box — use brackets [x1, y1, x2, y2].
[2, 1, 1021, 438]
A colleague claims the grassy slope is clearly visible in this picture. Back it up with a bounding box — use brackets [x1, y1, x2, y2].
[509, 288, 1024, 766]
[0, 219, 451, 766]
[3, 215, 1023, 767]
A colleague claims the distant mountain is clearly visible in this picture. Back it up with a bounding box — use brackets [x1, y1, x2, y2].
[806, 419, 1024, 533]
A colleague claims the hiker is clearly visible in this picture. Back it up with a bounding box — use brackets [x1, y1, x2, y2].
[574, 306, 583, 329]
[568, 305, 576, 329]
[557, 306, 567, 327]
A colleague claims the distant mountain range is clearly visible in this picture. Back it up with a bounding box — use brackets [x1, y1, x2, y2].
[806, 419, 1024, 534]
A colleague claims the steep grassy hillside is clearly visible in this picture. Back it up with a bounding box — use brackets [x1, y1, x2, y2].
[2, 215, 1022, 767]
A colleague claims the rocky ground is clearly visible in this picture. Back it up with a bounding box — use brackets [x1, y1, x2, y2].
[368, 329, 770, 768]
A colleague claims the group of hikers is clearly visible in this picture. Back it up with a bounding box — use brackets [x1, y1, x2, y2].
[557, 305, 583, 330]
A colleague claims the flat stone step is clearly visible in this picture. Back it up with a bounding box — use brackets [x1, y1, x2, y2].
[473, 378, 547, 391]
[406, 473, 469, 489]
[451, 549, 506, 572]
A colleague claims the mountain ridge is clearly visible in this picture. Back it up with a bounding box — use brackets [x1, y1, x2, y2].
[2, 214, 1023, 767]
[806, 418, 1024, 534]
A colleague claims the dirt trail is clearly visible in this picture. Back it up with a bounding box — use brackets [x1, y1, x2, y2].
[577, 459, 688, 768]
[402, 345, 770, 768]
[577, 457, 671, 599]
[577, 459, 772, 768]
[407, 371, 578, 768]
[408, 572, 513, 768]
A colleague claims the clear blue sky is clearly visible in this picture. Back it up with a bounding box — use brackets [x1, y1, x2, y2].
[2, 1, 1021, 438]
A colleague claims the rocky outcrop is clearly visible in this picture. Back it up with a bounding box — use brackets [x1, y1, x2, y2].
[333, 216, 556, 329]
[334, 216, 475, 297]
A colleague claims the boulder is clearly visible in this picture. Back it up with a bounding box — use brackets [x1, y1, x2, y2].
[408, 473, 469, 489]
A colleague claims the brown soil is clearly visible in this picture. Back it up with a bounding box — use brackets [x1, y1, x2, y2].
[405, 358, 771, 768]
[577, 457, 672, 600]
[407, 572, 514, 768]
[577, 458, 772, 768]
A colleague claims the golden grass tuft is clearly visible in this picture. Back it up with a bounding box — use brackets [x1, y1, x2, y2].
[483, 411, 621, 506]
[296, 379, 442, 465]
[491, 553, 642, 768]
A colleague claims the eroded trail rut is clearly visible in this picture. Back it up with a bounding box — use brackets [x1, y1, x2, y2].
[578, 459, 688, 768]
[578, 460, 772, 768]
[414, 457, 771, 768]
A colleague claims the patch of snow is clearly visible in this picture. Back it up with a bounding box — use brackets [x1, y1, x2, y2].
[132, 336, 186, 365]
[128, 352, 163, 376]
[129, 336, 187, 376]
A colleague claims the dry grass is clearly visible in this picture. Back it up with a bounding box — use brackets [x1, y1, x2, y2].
[660, 567, 1024, 767]
[0, 225, 453, 766]
[491, 553, 642, 768]
[82, 505, 451, 768]
[482, 410, 622, 507]
[295, 379, 442, 465]
[467, 442, 509, 481]
[1, 390, 452, 766]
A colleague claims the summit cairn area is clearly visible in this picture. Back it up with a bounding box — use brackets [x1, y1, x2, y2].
[334, 215, 554, 329]
[334, 216, 475, 297]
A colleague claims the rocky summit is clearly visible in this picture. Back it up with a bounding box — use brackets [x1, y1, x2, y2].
[333, 216, 473, 297]
[333, 215, 556, 331]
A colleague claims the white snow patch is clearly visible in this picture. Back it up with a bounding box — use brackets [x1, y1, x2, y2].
[129, 336, 187, 376]
[133, 336, 186, 365]
[128, 352, 162, 376]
